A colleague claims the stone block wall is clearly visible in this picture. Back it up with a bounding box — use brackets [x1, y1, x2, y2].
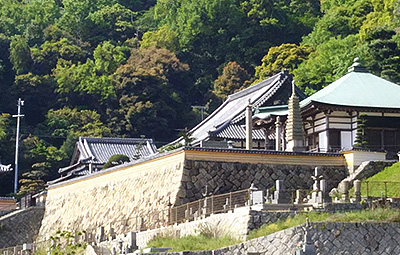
[38, 152, 186, 240]
[350, 161, 396, 182]
[141, 222, 400, 255]
[0, 207, 45, 248]
[38, 149, 347, 240]
[339, 160, 397, 191]
[133, 208, 294, 249]
[248, 210, 293, 231]
[178, 160, 347, 204]
[136, 207, 250, 249]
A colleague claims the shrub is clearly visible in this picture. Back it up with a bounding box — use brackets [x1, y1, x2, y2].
[102, 154, 130, 169]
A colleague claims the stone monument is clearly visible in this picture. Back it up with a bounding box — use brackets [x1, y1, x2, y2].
[272, 180, 290, 204]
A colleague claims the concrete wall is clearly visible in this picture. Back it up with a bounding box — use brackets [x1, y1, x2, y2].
[141, 222, 400, 255]
[0, 207, 44, 248]
[38, 148, 347, 240]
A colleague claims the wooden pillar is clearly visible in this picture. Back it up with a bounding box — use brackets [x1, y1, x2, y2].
[275, 116, 282, 151]
[245, 103, 253, 150]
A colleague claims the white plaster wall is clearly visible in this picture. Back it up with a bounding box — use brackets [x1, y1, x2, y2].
[319, 131, 328, 152]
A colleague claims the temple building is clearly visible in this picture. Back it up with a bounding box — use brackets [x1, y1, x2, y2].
[253, 58, 400, 158]
[50, 137, 158, 184]
[174, 70, 306, 149]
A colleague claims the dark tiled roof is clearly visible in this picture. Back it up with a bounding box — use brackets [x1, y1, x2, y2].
[75, 137, 158, 164]
[172, 70, 305, 145]
[183, 147, 343, 157]
[59, 137, 158, 174]
[209, 124, 266, 140]
[187, 72, 286, 144]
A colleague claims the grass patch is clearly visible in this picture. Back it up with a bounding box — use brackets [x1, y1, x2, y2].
[147, 234, 240, 252]
[248, 208, 400, 240]
[247, 211, 330, 240]
[147, 209, 400, 252]
[350, 162, 400, 197]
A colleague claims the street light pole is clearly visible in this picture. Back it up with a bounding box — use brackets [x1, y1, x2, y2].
[12, 98, 24, 194]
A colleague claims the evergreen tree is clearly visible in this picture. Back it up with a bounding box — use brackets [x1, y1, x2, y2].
[365, 28, 400, 83]
[354, 114, 368, 148]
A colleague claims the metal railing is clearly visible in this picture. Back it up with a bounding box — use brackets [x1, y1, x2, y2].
[169, 189, 250, 224]
[0, 245, 23, 255]
[359, 180, 400, 199]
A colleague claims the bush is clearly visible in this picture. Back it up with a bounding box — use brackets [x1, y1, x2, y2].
[102, 154, 130, 169]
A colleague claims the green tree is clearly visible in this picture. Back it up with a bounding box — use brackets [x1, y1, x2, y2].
[354, 113, 368, 148]
[0, 113, 9, 141]
[19, 136, 68, 193]
[31, 38, 88, 75]
[93, 41, 128, 74]
[102, 154, 130, 169]
[9, 36, 32, 75]
[140, 24, 179, 52]
[293, 35, 359, 94]
[112, 46, 193, 140]
[13, 73, 57, 126]
[212, 61, 251, 100]
[364, 28, 400, 83]
[87, 3, 136, 44]
[254, 43, 312, 82]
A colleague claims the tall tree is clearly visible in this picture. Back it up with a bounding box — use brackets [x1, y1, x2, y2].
[212, 61, 251, 101]
[254, 43, 312, 83]
[112, 46, 194, 140]
[365, 28, 400, 83]
[9, 36, 32, 75]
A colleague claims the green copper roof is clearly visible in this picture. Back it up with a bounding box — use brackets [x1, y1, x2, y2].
[253, 105, 288, 119]
[300, 61, 400, 109]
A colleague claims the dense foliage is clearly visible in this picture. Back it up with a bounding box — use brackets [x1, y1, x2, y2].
[0, 0, 399, 195]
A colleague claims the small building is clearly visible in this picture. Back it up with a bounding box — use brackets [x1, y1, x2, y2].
[175, 70, 306, 149]
[50, 137, 158, 184]
[253, 59, 400, 158]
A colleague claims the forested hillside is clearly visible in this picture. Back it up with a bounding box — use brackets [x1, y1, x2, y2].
[0, 0, 399, 195]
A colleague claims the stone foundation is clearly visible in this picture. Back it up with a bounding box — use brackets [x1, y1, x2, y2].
[0, 207, 44, 248]
[38, 148, 347, 240]
[140, 222, 400, 255]
[179, 160, 347, 204]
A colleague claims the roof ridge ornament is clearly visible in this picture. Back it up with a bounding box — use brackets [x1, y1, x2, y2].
[291, 80, 297, 97]
[348, 57, 368, 73]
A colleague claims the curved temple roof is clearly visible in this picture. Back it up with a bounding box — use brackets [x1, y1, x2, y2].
[301, 60, 400, 110]
[180, 70, 305, 145]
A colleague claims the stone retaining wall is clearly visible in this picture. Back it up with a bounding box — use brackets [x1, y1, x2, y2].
[141, 222, 400, 255]
[339, 161, 397, 191]
[179, 160, 347, 204]
[38, 151, 187, 240]
[0, 207, 45, 248]
[38, 149, 347, 239]
[133, 208, 294, 249]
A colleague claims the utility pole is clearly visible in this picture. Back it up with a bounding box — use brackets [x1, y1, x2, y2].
[12, 98, 24, 194]
[192, 105, 208, 121]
